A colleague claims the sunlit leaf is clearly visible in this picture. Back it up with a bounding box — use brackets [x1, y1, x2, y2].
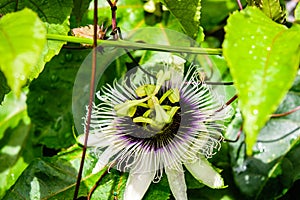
[0, 8, 46, 95]
[223, 7, 300, 155]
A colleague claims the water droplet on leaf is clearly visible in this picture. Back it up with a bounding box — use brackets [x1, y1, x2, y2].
[244, 175, 250, 184]
[75, 55, 83, 61]
[50, 74, 58, 82]
[59, 59, 65, 64]
[253, 109, 258, 115]
[256, 142, 265, 153]
[37, 96, 45, 104]
[65, 53, 73, 61]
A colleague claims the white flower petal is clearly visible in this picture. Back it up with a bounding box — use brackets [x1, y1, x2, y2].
[165, 165, 188, 200]
[92, 160, 107, 174]
[77, 134, 111, 147]
[124, 171, 156, 200]
[185, 157, 224, 188]
[92, 145, 120, 174]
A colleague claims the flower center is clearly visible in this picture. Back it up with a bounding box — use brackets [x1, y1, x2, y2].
[114, 70, 181, 132]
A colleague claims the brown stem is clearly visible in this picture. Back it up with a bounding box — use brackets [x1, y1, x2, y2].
[107, 0, 118, 39]
[271, 106, 300, 118]
[236, 0, 243, 10]
[216, 94, 238, 112]
[205, 81, 234, 85]
[257, 126, 300, 143]
[73, 1, 98, 199]
[224, 124, 243, 143]
[106, 0, 113, 7]
[87, 166, 109, 200]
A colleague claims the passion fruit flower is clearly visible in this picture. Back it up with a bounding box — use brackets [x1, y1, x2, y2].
[80, 62, 231, 200]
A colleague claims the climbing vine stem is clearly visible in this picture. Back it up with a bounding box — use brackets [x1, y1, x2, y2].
[46, 34, 222, 55]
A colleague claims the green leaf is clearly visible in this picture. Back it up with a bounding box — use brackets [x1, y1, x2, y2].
[247, 0, 285, 22]
[223, 7, 300, 155]
[278, 143, 300, 188]
[71, 0, 93, 26]
[0, 1, 73, 95]
[0, 122, 40, 199]
[0, 0, 73, 24]
[0, 0, 73, 81]
[160, 0, 203, 39]
[144, 175, 171, 200]
[201, 0, 240, 31]
[226, 83, 300, 198]
[0, 91, 34, 199]
[27, 48, 90, 149]
[0, 91, 29, 140]
[36, 19, 70, 74]
[0, 8, 46, 96]
[0, 71, 10, 104]
[2, 146, 127, 200]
